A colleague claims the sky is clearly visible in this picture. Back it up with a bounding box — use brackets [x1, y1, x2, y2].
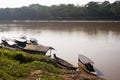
[0, 0, 117, 8]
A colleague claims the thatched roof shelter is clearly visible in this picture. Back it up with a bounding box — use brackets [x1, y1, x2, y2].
[23, 44, 54, 55]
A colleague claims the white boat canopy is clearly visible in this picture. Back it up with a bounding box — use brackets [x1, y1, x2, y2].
[14, 35, 27, 42]
[15, 38, 27, 42]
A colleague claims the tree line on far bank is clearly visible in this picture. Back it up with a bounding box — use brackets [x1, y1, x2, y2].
[0, 1, 120, 20]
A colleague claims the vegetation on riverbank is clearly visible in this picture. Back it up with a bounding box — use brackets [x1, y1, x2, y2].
[0, 1, 120, 20]
[0, 48, 105, 80]
[0, 48, 65, 80]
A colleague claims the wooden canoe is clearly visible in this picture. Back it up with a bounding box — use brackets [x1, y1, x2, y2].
[53, 54, 77, 70]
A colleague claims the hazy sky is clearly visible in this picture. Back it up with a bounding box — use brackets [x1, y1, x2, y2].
[0, 0, 117, 8]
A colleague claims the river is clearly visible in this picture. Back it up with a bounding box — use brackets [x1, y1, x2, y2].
[0, 21, 120, 80]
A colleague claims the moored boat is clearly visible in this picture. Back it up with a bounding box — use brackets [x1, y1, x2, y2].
[53, 54, 77, 70]
[14, 35, 27, 48]
[78, 54, 97, 76]
[1, 37, 20, 49]
[29, 38, 38, 45]
[0, 36, 54, 56]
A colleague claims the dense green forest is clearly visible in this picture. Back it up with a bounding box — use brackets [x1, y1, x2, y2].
[0, 1, 120, 20]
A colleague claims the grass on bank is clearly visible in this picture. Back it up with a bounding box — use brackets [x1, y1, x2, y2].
[0, 48, 65, 80]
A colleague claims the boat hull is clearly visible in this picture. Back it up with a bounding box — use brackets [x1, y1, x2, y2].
[54, 54, 77, 70]
[78, 60, 97, 76]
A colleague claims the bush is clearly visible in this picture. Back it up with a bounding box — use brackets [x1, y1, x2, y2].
[14, 54, 27, 63]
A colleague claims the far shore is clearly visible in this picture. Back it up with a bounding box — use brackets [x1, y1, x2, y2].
[0, 20, 120, 23]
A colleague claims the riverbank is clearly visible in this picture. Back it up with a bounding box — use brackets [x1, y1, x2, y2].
[0, 48, 104, 80]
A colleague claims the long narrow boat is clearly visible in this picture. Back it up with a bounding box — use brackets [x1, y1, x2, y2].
[78, 54, 97, 76]
[53, 54, 77, 70]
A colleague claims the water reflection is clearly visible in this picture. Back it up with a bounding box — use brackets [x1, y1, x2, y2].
[1, 22, 120, 35]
